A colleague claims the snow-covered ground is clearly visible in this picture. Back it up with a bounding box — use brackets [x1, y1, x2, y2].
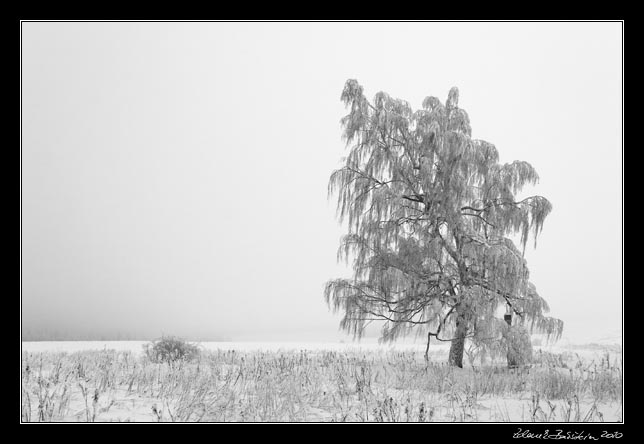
[21, 339, 622, 422]
[21, 335, 622, 356]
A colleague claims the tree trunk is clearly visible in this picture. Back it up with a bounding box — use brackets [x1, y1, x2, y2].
[504, 314, 519, 369]
[448, 316, 468, 368]
[507, 352, 519, 369]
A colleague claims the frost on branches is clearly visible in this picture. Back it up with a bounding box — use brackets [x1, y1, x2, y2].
[325, 80, 563, 368]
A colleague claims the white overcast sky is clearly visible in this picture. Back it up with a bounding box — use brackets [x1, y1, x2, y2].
[21, 22, 622, 343]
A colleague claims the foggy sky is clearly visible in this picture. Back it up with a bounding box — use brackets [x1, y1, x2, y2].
[21, 22, 622, 343]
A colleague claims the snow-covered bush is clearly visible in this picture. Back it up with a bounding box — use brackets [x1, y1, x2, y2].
[143, 336, 200, 364]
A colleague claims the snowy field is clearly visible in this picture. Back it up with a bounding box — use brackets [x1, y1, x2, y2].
[21, 339, 622, 422]
[21, 334, 622, 355]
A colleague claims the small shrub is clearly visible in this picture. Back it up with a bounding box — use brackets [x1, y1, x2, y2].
[143, 336, 200, 364]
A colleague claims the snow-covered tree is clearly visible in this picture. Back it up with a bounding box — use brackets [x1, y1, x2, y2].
[325, 79, 563, 368]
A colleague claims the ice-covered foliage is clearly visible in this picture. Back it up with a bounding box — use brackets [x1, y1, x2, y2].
[325, 80, 563, 366]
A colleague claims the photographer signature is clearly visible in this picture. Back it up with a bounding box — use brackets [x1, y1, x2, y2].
[513, 429, 623, 440]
